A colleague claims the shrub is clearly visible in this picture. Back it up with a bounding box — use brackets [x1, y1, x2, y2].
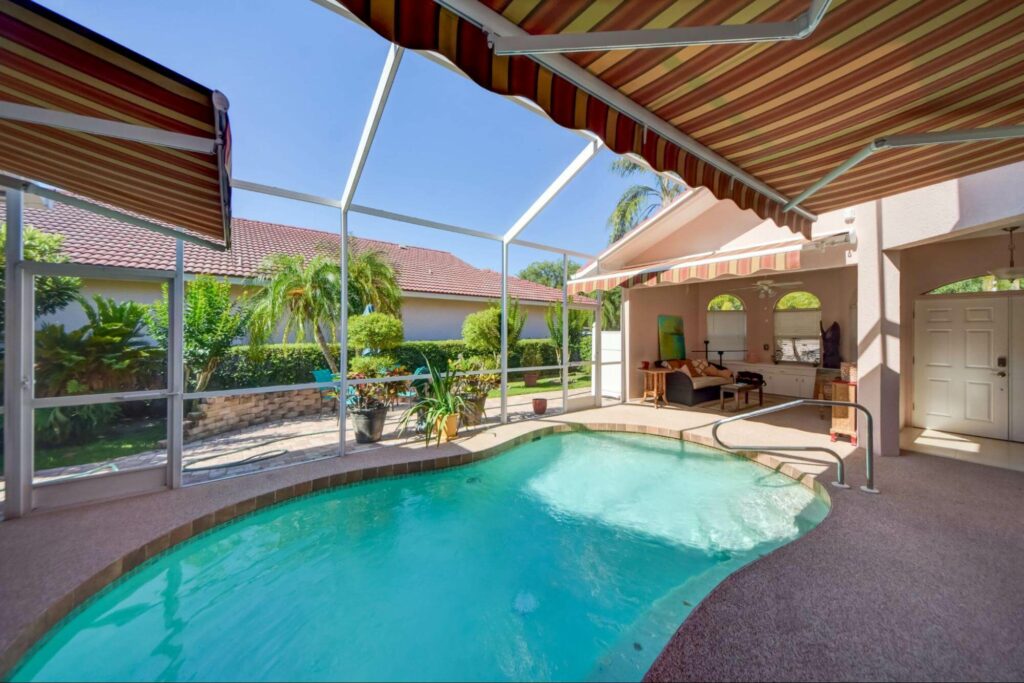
[518, 343, 543, 369]
[461, 301, 526, 359]
[35, 295, 164, 397]
[207, 338, 560, 389]
[147, 275, 250, 392]
[349, 354, 398, 377]
[348, 313, 403, 353]
[393, 340, 468, 372]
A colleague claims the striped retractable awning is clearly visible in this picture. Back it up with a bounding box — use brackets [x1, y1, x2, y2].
[567, 248, 802, 296]
[338, 0, 1024, 234]
[0, 0, 231, 245]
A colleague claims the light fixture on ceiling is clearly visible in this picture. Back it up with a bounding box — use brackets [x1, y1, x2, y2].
[990, 226, 1024, 281]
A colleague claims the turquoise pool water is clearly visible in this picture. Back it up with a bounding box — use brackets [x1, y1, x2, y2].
[13, 432, 828, 682]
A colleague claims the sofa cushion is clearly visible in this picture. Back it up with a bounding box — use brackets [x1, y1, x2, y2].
[689, 376, 730, 390]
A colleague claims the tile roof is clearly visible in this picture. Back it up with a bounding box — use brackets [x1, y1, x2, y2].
[7, 198, 581, 304]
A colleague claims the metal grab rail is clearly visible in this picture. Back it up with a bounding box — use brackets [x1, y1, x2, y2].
[711, 399, 879, 494]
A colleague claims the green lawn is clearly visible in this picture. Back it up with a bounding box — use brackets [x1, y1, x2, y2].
[33, 420, 166, 472]
[487, 373, 592, 398]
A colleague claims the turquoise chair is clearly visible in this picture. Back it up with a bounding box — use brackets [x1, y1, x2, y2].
[312, 369, 338, 419]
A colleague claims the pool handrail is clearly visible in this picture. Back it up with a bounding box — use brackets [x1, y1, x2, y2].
[710, 398, 879, 494]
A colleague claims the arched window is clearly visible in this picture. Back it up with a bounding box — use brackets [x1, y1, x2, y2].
[774, 291, 821, 364]
[927, 275, 1023, 294]
[706, 294, 746, 361]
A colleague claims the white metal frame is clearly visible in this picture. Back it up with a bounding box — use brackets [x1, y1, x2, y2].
[2, 215, 184, 517]
[489, 0, 833, 55]
[2, 24, 617, 517]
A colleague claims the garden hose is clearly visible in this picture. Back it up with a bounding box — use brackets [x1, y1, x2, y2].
[182, 429, 340, 473]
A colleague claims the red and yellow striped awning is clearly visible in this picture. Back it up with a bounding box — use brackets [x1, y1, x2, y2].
[339, 0, 1024, 234]
[0, 0, 231, 245]
[568, 248, 801, 295]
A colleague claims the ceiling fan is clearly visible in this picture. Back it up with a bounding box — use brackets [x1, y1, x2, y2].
[733, 279, 803, 299]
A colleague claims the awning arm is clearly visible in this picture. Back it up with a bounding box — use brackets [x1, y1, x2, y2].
[491, 0, 832, 55]
[785, 125, 1024, 212]
[0, 173, 226, 250]
[0, 102, 218, 154]
[433, 0, 817, 224]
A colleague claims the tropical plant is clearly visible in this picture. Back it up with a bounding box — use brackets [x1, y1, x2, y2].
[146, 275, 250, 392]
[348, 241, 402, 317]
[607, 157, 685, 243]
[247, 252, 343, 373]
[398, 356, 467, 446]
[348, 312, 404, 354]
[247, 241, 402, 373]
[348, 363, 407, 411]
[600, 288, 621, 330]
[517, 259, 581, 288]
[35, 380, 121, 447]
[34, 295, 163, 397]
[545, 299, 592, 364]
[451, 354, 499, 397]
[461, 300, 526, 362]
[0, 224, 81, 335]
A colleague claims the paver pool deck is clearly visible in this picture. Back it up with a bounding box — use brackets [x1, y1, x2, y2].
[1, 400, 1022, 681]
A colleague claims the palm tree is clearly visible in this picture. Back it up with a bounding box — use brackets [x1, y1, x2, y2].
[607, 157, 684, 243]
[349, 243, 402, 317]
[248, 252, 343, 372]
[247, 240, 402, 373]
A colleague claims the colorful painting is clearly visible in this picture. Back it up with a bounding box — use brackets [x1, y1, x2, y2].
[657, 314, 686, 360]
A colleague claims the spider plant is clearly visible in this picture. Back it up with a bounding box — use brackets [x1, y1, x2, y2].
[398, 356, 467, 446]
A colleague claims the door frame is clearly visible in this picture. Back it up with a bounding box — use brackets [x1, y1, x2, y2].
[912, 291, 1022, 441]
[20, 261, 183, 512]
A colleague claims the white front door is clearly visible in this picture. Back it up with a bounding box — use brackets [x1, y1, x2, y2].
[913, 297, 1010, 439]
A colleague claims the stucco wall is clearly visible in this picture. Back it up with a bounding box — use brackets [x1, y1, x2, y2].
[398, 296, 552, 341]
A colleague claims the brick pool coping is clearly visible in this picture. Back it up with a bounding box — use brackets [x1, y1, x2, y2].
[0, 418, 831, 678]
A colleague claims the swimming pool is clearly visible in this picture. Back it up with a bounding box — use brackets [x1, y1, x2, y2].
[13, 431, 828, 682]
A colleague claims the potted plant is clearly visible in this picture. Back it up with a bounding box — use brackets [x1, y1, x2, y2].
[348, 356, 406, 444]
[452, 355, 499, 427]
[399, 357, 467, 446]
[520, 344, 542, 387]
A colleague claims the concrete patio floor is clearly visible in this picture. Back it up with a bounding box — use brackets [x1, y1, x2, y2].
[1, 399, 1022, 681]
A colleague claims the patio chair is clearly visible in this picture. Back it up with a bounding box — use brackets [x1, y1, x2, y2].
[312, 369, 339, 419]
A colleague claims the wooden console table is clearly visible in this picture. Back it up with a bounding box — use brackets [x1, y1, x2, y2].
[640, 367, 672, 408]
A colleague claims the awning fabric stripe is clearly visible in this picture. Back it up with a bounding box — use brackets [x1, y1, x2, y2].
[339, 0, 1024, 233]
[567, 249, 801, 296]
[0, 0, 231, 245]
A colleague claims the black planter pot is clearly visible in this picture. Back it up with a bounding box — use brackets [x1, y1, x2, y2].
[350, 405, 388, 443]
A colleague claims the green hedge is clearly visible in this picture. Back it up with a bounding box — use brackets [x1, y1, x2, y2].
[208, 338, 566, 390]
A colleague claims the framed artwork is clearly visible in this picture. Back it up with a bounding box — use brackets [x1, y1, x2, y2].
[658, 314, 686, 360]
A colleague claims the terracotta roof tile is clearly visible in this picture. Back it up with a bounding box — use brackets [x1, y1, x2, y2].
[7, 199, 579, 304]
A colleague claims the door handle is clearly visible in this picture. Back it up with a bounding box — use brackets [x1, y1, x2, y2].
[994, 371, 1007, 378]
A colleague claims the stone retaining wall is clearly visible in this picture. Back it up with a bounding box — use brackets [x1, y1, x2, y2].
[184, 389, 326, 441]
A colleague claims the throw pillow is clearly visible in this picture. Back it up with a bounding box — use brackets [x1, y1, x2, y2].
[691, 358, 709, 376]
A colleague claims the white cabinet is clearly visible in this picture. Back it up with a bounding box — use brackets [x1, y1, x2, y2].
[726, 362, 817, 398]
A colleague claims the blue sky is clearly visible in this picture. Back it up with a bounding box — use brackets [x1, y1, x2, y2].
[38, 0, 644, 274]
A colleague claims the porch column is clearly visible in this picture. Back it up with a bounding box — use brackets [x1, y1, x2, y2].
[856, 206, 902, 456]
[4, 189, 32, 517]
